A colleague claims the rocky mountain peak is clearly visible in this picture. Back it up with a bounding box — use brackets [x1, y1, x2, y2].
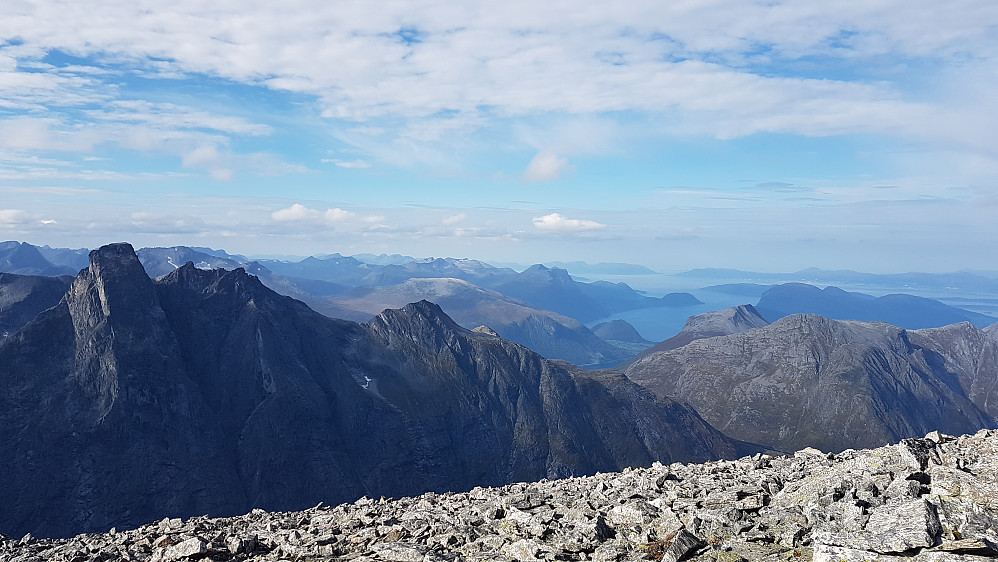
[681, 303, 769, 337]
[368, 299, 465, 339]
[983, 321, 998, 342]
[68, 242, 157, 319]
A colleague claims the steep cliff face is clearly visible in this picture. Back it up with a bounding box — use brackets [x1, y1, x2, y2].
[0, 244, 751, 539]
[626, 314, 997, 453]
[0, 244, 244, 538]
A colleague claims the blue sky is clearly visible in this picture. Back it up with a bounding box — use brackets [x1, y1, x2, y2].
[1, 0, 997, 272]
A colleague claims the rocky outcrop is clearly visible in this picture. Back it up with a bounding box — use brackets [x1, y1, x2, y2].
[633, 305, 769, 360]
[0, 244, 751, 539]
[4, 430, 997, 562]
[626, 314, 998, 453]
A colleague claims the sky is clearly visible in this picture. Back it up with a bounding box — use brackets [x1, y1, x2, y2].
[1, 0, 997, 273]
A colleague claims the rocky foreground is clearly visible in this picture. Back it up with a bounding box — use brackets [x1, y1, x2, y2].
[4, 430, 998, 562]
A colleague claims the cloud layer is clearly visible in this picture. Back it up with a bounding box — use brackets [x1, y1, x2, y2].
[1, 1, 996, 272]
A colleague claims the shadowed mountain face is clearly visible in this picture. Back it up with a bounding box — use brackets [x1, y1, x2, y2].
[0, 273, 72, 337]
[756, 282, 996, 328]
[0, 244, 753, 539]
[625, 314, 998, 454]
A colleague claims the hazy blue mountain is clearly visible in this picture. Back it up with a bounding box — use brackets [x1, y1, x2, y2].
[660, 292, 703, 306]
[34, 244, 90, 272]
[255, 254, 372, 286]
[325, 277, 633, 368]
[626, 314, 998, 453]
[349, 252, 416, 265]
[0, 243, 754, 538]
[544, 261, 658, 275]
[678, 267, 998, 294]
[756, 282, 996, 328]
[590, 319, 654, 355]
[0, 241, 78, 276]
[250, 255, 665, 321]
[699, 283, 774, 298]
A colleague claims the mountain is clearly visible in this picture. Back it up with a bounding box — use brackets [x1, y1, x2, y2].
[543, 261, 657, 275]
[0, 243, 754, 538]
[0, 241, 78, 276]
[625, 314, 998, 453]
[33, 244, 90, 272]
[315, 277, 633, 367]
[632, 305, 771, 361]
[591, 319, 651, 344]
[590, 319, 653, 355]
[0, 273, 73, 337]
[678, 267, 998, 294]
[261, 256, 664, 322]
[660, 292, 703, 306]
[756, 282, 996, 328]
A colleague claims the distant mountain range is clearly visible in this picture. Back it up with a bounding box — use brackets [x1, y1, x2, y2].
[0, 244, 755, 538]
[678, 266, 998, 294]
[755, 282, 996, 328]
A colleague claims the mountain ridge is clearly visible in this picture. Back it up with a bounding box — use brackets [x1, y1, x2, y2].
[0, 243, 754, 539]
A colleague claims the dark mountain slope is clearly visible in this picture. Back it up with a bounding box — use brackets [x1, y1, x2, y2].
[0, 272, 72, 336]
[625, 314, 998, 453]
[0, 245, 244, 538]
[0, 244, 752, 539]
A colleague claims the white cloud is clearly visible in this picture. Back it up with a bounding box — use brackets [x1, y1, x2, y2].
[0, 209, 28, 225]
[272, 203, 321, 222]
[523, 150, 573, 182]
[272, 204, 357, 224]
[324, 208, 355, 221]
[532, 213, 606, 232]
[442, 213, 466, 225]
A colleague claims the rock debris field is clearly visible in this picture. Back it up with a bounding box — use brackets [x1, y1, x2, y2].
[4, 430, 998, 562]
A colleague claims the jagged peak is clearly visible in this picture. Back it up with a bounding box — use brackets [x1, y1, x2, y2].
[472, 325, 499, 337]
[368, 299, 466, 340]
[156, 261, 272, 304]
